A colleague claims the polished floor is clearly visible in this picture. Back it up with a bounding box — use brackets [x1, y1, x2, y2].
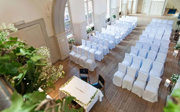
[49, 18, 180, 112]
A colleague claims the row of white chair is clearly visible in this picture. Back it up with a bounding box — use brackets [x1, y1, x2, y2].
[69, 46, 96, 71]
[130, 47, 167, 64]
[113, 18, 173, 102]
[122, 53, 164, 77]
[113, 64, 162, 102]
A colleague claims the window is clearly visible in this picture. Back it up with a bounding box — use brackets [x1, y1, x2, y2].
[84, 0, 94, 28]
[64, 1, 73, 37]
[106, 0, 110, 18]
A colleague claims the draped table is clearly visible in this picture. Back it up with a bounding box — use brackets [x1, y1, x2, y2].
[59, 76, 103, 112]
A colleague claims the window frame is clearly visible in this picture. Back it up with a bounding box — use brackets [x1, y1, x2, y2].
[84, 0, 95, 29]
[64, 0, 74, 38]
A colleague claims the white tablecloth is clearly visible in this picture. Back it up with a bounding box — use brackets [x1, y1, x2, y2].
[59, 76, 103, 112]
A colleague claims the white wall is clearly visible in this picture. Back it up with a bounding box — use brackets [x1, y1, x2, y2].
[0, 0, 54, 37]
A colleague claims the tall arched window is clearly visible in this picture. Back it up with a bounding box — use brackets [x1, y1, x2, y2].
[64, 1, 73, 38]
[84, 0, 94, 28]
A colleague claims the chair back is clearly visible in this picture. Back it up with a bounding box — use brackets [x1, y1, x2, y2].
[77, 47, 82, 55]
[147, 50, 157, 60]
[124, 53, 132, 61]
[153, 61, 164, 71]
[98, 75, 105, 86]
[126, 67, 137, 78]
[148, 75, 162, 88]
[72, 45, 77, 53]
[137, 72, 148, 82]
[92, 43, 97, 50]
[84, 50, 89, 58]
[139, 49, 148, 58]
[82, 39, 86, 46]
[135, 42, 143, 49]
[80, 68, 88, 74]
[86, 41, 91, 48]
[118, 63, 127, 74]
[133, 56, 142, 66]
[131, 47, 139, 56]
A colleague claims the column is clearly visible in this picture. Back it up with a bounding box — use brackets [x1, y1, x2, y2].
[132, 0, 139, 14]
[121, 0, 128, 16]
[111, 0, 119, 20]
[94, 0, 106, 31]
[69, 0, 87, 44]
[53, 0, 70, 60]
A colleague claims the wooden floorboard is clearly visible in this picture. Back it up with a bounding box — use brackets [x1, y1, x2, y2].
[48, 22, 180, 112]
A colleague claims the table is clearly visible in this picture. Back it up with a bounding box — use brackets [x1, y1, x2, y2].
[59, 76, 103, 112]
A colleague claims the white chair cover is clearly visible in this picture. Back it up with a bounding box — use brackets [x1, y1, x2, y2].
[113, 63, 127, 87]
[142, 75, 162, 102]
[122, 67, 137, 90]
[122, 53, 133, 66]
[132, 72, 148, 97]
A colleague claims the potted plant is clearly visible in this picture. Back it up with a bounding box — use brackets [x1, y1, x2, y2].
[86, 28, 92, 34]
[0, 23, 65, 95]
[171, 74, 179, 86]
[68, 38, 75, 50]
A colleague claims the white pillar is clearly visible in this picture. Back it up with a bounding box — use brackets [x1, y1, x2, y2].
[128, 0, 133, 14]
[53, 0, 70, 60]
[69, 0, 87, 44]
[111, 0, 119, 20]
[132, 0, 139, 14]
[121, 0, 128, 16]
[94, 0, 106, 31]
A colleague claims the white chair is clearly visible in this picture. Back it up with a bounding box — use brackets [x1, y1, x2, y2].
[138, 49, 148, 59]
[130, 47, 139, 56]
[89, 42, 96, 54]
[131, 56, 142, 70]
[147, 50, 157, 61]
[143, 43, 151, 51]
[85, 52, 96, 71]
[151, 44, 159, 53]
[131, 72, 148, 97]
[78, 49, 88, 67]
[159, 47, 168, 54]
[122, 67, 137, 90]
[139, 59, 153, 74]
[100, 41, 109, 55]
[113, 63, 127, 87]
[142, 75, 162, 103]
[122, 53, 133, 66]
[95, 45, 104, 61]
[135, 42, 143, 49]
[69, 45, 77, 62]
[74, 47, 82, 64]
[156, 52, 167, 64]
[84, 41, 91, 51]
[150, 61, 164, 77]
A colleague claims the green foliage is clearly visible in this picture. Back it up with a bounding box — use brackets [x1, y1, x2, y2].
[174, 43, 180, 50]
[68, 38, 75, 44]
[2, 91, 46, 112]
[0, 23, 65, 94]
[171, 74, 180, 84]
[3, 91, 83, 112]
[164, 89, 180, 112]
[87, 28, 92, 34]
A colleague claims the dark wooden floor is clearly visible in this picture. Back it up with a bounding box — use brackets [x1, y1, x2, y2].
[48, 24, 180, 112]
